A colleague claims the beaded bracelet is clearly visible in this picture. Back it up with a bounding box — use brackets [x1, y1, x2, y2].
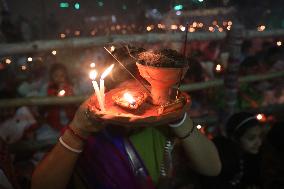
[176, 124, 195, 140]
[59, 137, 83, 153]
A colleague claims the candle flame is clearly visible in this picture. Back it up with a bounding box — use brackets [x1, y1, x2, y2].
[58, 90, 66, 96]
[216, 64, 222, 71]
[110, 46, 115, 52]
[5, 58, 11, 64]
[256, 113, 266, 122]
[89, 70, 98, 80]
[123, 92, 136, 105]
[90, 62, 96, 68]
[101, 64, 114, 79]
[196, 124, 202, 130]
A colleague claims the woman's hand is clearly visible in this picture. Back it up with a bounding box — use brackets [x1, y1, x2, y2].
[69, 95, 106, 138]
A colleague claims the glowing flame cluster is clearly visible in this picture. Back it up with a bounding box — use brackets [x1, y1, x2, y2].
[90, 62, 96, 68]
[256, 113, 266, 122]
[89, 70, 98, 80]
[215, 64, 222, 72]
[58, 90, 66, 97]
[101, 64, 114, 79]
[123, 92, 136, 105]
[257, 25, 266, 32]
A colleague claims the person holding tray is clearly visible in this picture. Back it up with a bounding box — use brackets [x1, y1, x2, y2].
[31, 47, 221, 189]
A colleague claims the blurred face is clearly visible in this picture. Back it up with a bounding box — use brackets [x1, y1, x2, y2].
[239, 126, 263, 154]
[52, 69, 66, 85]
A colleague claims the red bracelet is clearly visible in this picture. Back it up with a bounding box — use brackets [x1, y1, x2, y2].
[67, 126, 88, 142]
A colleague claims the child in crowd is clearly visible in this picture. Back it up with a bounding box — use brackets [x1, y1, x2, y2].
[201, 112, 264, 189]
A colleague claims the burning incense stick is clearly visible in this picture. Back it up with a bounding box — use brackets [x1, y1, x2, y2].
[104, 46, 151, 95]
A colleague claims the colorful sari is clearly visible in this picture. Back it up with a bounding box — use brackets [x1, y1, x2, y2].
[74, 127, 166, 189]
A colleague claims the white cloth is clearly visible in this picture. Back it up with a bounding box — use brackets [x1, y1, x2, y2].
[0, 106, 36, 144]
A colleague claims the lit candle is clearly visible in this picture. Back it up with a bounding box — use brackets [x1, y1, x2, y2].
[99, 79, 104, 109]
[215, 64, 222, 72]
[123, 92, 136, 106]
[90, 62, 96, 68]
[100, 64, 114, 110]
[256, 113, 266, 122]
[58, 89, 66, 97]
[89, 70, 105, 111]
[110, 46, 115, 52]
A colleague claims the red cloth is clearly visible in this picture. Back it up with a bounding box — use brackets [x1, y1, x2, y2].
[45, 82, 76, 130]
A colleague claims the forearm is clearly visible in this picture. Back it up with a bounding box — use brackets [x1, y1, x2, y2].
[31, 129, 84, 189]
[172, 116, 221, 176]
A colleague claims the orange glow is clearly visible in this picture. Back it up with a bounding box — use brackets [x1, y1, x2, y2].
[116, 25, 121, 30]
[256, 113, 266, 122]
[157, 23, 165, 29]
[74, 30, 80, 36]
[216, 64, 222, 72]
[90, 63, 96, 68]
[5, 58, 11, 64]
[110, 46, 116, 52]
[209, 26, 215, 32]
[91, 30, 96, 36]
[21, 65, 27, 70]
[123, 92, 136, 105]
[179, 25, 186, 31]
[60, 33, 66, 38]
[89, 70, 98, 80]
[189, 27, 195, 32]
[171, 24, 178, 30]
[257, 25, 266, 32]
[58, 90, 66, 97]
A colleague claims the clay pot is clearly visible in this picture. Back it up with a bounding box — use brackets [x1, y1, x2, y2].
[136, 62, 189, 105]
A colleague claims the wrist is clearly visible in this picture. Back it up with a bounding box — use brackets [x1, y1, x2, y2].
[69, 121, 91, 139]
[170, 115, 195, 139]
[169, 113, 187, 128]
[61, 129, 85, 150]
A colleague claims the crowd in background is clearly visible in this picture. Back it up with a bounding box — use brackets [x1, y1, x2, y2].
[0, 36, 284, 188]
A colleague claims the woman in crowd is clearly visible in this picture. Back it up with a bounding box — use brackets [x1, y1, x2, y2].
[44, 63, 77, 131]
[202, 112, 264, 189]
[31, 46, 221, 189]
[31, 93, 221, 189]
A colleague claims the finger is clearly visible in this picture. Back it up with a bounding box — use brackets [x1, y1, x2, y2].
[128, 116, 141, 122]
[101, 114, 115, 120]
